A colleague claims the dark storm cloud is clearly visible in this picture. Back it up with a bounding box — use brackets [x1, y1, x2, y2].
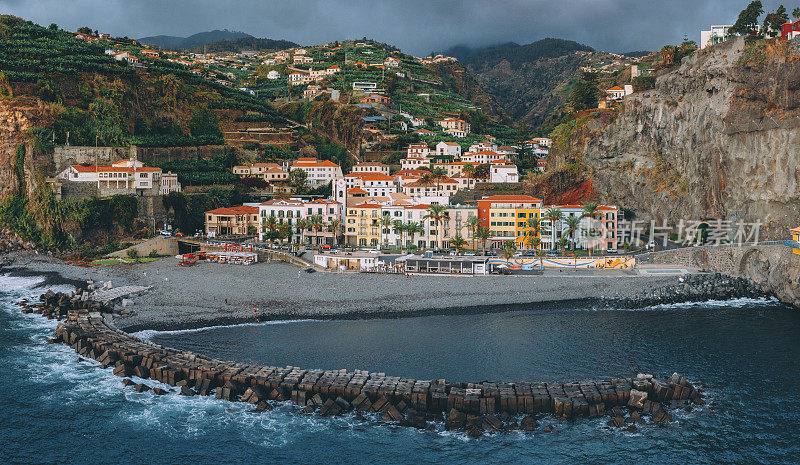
[0, 0, 789, 54]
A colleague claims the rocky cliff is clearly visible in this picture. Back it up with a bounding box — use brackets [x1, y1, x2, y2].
[0, 97, 52, 199]
[583, 37, 800, 240]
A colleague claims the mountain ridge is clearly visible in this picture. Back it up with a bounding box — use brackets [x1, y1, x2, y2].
[139, 29, 253, 50]
[445, 38, 595, 128]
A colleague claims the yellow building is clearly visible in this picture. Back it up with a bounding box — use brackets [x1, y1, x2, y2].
[791, 227, 800, 255]
[477, 195, 542, 249]
[515, 207, 542, 248]
[345, 203, 383, 247]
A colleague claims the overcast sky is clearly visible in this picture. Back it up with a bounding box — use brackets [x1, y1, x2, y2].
[0, 0, 789, 55]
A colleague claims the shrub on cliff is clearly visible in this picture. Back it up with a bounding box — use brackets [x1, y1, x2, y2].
[0, 72, 12, 99]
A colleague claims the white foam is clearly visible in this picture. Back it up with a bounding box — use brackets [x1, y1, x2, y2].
[0, 273, 45, 292]
[644, 296, 779, 310]
[134, 319, 317, 341]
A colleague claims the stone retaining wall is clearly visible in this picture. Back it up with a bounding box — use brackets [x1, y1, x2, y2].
[17, 289, 705, 436]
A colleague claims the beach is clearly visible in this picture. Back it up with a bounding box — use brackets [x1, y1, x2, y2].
[0, 251, 762, 332]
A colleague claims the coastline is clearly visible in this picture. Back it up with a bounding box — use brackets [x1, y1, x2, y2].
[0, 251, 768, 333]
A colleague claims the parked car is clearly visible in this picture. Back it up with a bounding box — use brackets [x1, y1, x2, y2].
[158, 230, 172, 237]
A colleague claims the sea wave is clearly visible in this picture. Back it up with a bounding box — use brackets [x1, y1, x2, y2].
[133, 319, 317, 341]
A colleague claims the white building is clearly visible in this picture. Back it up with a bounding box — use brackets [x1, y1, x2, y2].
[700, 25, 734, 49]
[290, 158, 343, 186]
[258, 198, 305, 242]
[266, 70, 281, 80]
[344, 173, 398, 197]
[445, 128, 466, 138]
[57, 157, 178, 196]
[400, 157, 429, 170]
[351, 162, 390, 175]
[407, 143, 431, 158]
[489, 164, 519, 183]
[461, 150, 507, 165]
[436, 141, 462, 159]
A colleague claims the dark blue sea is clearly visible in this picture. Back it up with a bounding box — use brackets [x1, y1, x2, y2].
[2, 273, 800, 464]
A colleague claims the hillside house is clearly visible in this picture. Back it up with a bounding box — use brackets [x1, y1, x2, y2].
[437, 117, 470, 134]
[290, 158, 343, 186]
[436, 141, 462, 160]
[205, 206, 260, 237]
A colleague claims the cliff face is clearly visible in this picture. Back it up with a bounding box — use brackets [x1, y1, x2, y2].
[0, 97, 51, 199]
[584, 37, 800, 240]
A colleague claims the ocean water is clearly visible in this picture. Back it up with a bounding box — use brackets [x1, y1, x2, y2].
[2, 274, 800, 464]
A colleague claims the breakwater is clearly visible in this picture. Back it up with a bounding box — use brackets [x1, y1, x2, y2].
[19, 288, 705, 437]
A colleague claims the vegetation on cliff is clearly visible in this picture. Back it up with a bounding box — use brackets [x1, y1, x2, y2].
[0, 15, 283, 150]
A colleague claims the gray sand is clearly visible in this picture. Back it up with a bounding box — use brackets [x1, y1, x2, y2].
[2, 252, 691, 331]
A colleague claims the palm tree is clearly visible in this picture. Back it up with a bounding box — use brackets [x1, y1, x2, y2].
[431, 167, 447, 191]
[565, 215, 581, 253]
[450, 234, 466, 255]
[329, 218, 342, 246]
[476, 226, 491, 256]
[380, 214, 392, 249]
[416, 171, 435, 197]
[534, 245, 546, 271]
[263, 216, 278, 244]
[466, 215, 481, 252]
[309, 214, 324, 246]
[392, 220, 405, 250]
[544, 207, 564, 252]
[407, 221, 423, 249]
[501, 240, 517, 265]
[462, 163, 475, 181]
[424, 204, 449, 250]
[525, 233, 541, 251]
[296, 218, 309, 244]
[525, 216, 540, 250]
[558, 236, 570, 256]
[581, 203, 599, 257]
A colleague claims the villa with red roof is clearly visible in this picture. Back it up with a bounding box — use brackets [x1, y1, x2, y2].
[204, 205, 260, 237]
[290, 158, 343, 186]
[57, 157, 180, 196]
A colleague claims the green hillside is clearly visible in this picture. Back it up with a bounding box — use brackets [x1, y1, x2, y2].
[0, 15, 284, 148]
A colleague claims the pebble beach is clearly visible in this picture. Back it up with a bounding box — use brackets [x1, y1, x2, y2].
[1, 251, 765, 332]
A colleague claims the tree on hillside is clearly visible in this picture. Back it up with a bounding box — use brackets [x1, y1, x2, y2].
[730, 1, 765, 35]
[794, 7, 800, 19]
[473, 163, 490, 181]
[0, 72, 12, 99]
[763, 5, 789, 37]
[189, 106, 223, 139]
[288, 169, 308, 192]
[77, 26, 93, 35]
[571, 71, 600, 111]
[89, 98, 124, 146]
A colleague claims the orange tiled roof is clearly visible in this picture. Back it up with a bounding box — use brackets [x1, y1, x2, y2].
[206, 206, 259, 215]
[349, 203, 383, 209]
[71, 165, 160, 173]
[480, 195, 542, 202]
[292, 160, 340, 168]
